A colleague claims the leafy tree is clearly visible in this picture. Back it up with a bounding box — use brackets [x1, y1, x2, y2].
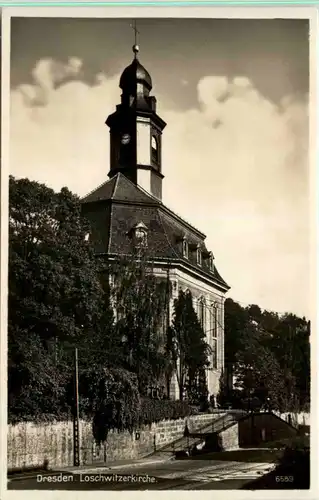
[224, 298, 248, 389]
[8, 176, 114, 420]
[8, 331, 72, 422]
[171, 290, 211, 401]
[217, 369, 231, 408]
[268, 314, 310, 411]
[110, 250, 172, 394]
[224, 297, 310, 412]
[89, 367, 141, 444]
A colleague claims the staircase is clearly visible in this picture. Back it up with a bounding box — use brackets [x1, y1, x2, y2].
[148, 410, 247, 457]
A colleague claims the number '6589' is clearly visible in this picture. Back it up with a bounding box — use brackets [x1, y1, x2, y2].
[275, 476, 294, 482]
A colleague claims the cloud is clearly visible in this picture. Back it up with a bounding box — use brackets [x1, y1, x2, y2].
[10, 58, 309, 317]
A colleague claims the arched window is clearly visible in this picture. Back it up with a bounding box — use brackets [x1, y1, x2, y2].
[151, 135, 159, 163]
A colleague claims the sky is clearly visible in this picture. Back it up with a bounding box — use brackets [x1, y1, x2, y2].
[9, 17, 310, 317]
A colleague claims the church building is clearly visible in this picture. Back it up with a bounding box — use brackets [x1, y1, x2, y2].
[81, 41, 230, 399]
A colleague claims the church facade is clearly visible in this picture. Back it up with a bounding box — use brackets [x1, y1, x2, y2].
[81, 44, 230, 399]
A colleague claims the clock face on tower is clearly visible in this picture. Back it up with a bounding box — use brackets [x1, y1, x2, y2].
[121, 133, 131, 145]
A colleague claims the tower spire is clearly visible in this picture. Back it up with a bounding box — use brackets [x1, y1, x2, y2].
[130, 20, 140, 58]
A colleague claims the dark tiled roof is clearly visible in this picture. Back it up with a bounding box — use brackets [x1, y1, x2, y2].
[81, 173, 159, 205]
[81, 173, 230, 290]
[81, 176, 118, 204]
[107, 204, 229, 289]
[108, 204, 177, 259]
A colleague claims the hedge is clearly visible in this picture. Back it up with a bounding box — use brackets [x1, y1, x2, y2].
[139, 398, 197, 426]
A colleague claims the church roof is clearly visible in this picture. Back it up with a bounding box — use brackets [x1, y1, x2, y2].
[81, 173, 158, 205]
[81, 173, 230, 291]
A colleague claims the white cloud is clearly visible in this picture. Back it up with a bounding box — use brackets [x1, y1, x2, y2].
[10, 58, 309, 317]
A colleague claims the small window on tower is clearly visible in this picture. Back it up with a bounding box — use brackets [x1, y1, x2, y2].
[151, 135, 159, 164]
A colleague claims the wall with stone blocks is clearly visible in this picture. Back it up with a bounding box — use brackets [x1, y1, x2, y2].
[219, 424, 239, 450]
[214, 411, 302, 452]
[8, 413, 216, 471]
[238, 413, 298, 447]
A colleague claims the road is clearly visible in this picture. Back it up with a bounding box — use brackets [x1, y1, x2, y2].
[8, 458, 276, 490]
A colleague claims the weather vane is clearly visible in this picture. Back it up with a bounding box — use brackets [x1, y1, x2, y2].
[130, 20, 140, 57]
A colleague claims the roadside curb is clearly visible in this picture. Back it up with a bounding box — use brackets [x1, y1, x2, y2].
[8, 456, 175, 482]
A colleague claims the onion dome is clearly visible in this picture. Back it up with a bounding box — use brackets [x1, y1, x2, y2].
[119, 44, 152, 92]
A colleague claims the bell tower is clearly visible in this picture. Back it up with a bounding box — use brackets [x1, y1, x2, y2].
[105, 26, 166, 200]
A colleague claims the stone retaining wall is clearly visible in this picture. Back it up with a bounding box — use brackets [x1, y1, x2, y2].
[8, 413, 216, 471]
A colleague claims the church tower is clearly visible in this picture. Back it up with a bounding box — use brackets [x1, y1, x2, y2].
[82, 24, 230, 401]
[105, 42, 166, 200]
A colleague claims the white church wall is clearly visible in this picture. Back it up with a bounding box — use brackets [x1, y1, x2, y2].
[137, 169, 151, 194]
[152, 264, 227, 400]
[136, 117, 151, 165]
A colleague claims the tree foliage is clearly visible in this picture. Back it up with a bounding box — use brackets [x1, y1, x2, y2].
[8, 177, 173, 426]
[9, 176, 310, 431]
[110, 251, 172, 393]
[171, 290, 211, 401]
[222, 298, 310, 412]
[8, 176, 112, 421]
[89, 367, 141, 444]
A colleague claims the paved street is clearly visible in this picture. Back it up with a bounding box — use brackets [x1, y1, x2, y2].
[8, 458, 276, 490]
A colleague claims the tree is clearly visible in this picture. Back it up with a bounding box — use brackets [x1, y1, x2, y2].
[234, 342, 286, 411]
[224, 298, 249, 391]
[110, 250, 172, 394]
[88, 367, 141, 444]
[268, 314, 310, 411]
[8, 176, 114, 420]
[171, 290, 211, 401]
[224, 297, 310, 412]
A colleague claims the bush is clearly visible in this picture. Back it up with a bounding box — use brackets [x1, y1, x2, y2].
[139, 398, 196, 426]
[91, 367, 141, 444]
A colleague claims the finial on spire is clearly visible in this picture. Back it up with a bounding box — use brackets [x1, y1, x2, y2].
[130, 20, 140, 58]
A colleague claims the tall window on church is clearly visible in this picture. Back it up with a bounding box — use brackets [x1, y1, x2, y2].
[209, 303, 218, 369]
[198, 298, 205, 330]
[211, 338, 218, 370]
[151, 135, 159, 164]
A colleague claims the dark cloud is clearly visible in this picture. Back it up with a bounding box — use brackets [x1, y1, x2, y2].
[11, 17, 309, 111]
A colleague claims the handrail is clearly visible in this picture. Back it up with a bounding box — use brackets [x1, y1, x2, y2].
[145, 410, 248, 457]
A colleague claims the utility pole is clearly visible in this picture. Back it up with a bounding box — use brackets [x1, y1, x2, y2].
[73, 347, 80, 467]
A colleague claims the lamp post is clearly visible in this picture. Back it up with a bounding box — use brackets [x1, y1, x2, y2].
[266, 397, 271, 412]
